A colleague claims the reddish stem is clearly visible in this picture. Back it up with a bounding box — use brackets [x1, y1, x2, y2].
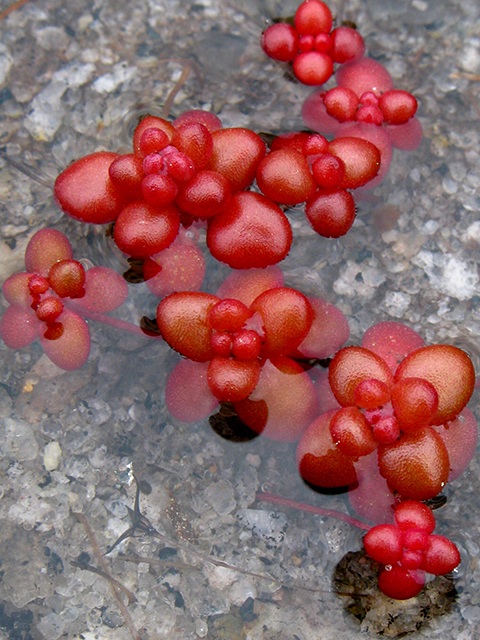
[0, 0, 33, 22]
[256, 491, 372, 531]
[65, 301, 162, 340]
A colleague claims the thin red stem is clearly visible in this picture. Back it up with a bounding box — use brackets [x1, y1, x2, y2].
[0, 0, 33, 21]
[66, 301, 162, 340]
[256, 491, 372, 531]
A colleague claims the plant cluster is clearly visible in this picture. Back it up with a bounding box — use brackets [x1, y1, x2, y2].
[261, 0, 365, 85]
[364, 500, 461, 600]
[0, 228, 127, 370]
[53, 108, 385, 274]
[158, 266, 349, 434]
[264, 0, 423, 193]
[299, 329, 476, 502]
[296, 320, 477, 509]
[1, 0, 477, 606]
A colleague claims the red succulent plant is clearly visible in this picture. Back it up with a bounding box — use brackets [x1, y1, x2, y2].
[297, 321, 477, 520]
[261, 0, 364, 85]
[159, 266, 350, 441]
[1, 229, 128, 370]
[364, 500, 461, 599]
[261, 2, 424, 189]
[1, 0, 476, 608]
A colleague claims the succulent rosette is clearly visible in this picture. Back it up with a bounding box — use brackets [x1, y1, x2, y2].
[53, 110, 300, 269]
[261, 0, 422, 158]
[52, 103, 388, 268]
[364, 500, 461, 600]
[261, 1, 422, 189]
[297, 321, 477, 520]
[261, 0, 365, 86]
[255, 131, 381, 236]
[302, 90, 421, 190]
[0, 229, 128, 370]
[158, 266, 349, 440]
[301, 59, 422, 188]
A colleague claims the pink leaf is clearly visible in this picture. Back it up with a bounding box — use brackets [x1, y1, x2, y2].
[385, 117, 423, 151]
[73, 266, 128, 313]
[165, 359, 219, 423]
[145, 242, 205, 298]
[39, 308, 90, 370]
[432, 408, 478, 481]
[24, 229, 73, 277]
[216, 266, 284, 307]
[361, 321, 424, 374]
[297, 297, 350, 359]
[0, 305, 40, 348]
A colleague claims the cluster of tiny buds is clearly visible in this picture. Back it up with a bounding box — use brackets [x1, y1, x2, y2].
[27, 260, 86, 340]
[208, 299, 264, 362]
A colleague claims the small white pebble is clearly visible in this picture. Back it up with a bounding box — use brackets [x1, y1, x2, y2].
[464, 221, 480, 243]
[77, 14, 93, 32]
[412, 0, 428, 11]
[422, 220, 440, 235]
[246, 453, 261, 468]
[442, 177, 458, 194]
[195, 619, 208, 638]
[44, 441, 62, 471]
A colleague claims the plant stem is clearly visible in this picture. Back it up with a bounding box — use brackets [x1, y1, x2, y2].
[73, 511, 143, 640]
[0, 0, 34, 22]
[256, 491, 371, 531]
[66, 301, 162, 340]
